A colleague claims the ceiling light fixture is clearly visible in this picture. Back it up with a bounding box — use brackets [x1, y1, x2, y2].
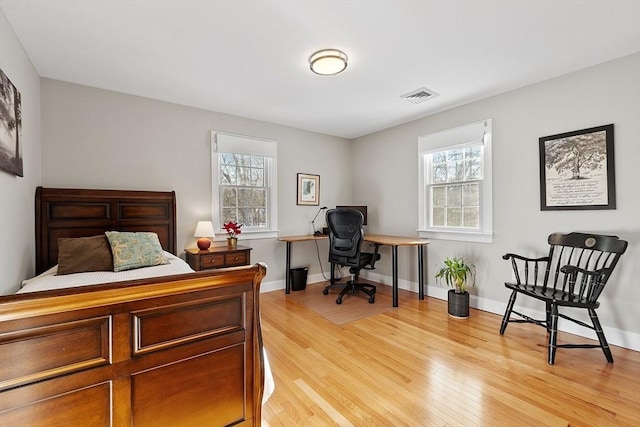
[309, 49, 348, 75]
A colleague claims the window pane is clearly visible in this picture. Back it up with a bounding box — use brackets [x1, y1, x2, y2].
[448, 149, 463, 161]
[432, 207, 445, 226]
[221, 153, 237, 165]
[447, 207, 462, 227]
[236, 167, 251, 185]
[466, 146, 482, 158]
[447, 185, 462, 206]
[222, 208, 238, 223]
[432, 186, 446, 205]
[252, 188, 266, 206]
[432, 152, 446, 163]
[238, 155, 251, 166]
[465, 159, 482, 180]
[222, 188, 237, 207]
[251, 155, 264, 168]
[433, 164, 447, 183]
[447, 161, 464, 182]
[238, 188, 252, 206]
[221, 165, 236, 185]
[462, 183, 479, 206]
[251, 168, 264, 186]
[463, 207, 479, 228]
[254, 208, 266, 227]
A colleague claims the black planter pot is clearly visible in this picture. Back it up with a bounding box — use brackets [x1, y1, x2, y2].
[448, 289, 469, 319]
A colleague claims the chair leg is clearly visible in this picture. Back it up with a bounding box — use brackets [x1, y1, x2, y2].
[589, 308, 614, 363]
[500, 290, 517, 335]
[545, 301, 552, 334]
[548, 304, 559, 365]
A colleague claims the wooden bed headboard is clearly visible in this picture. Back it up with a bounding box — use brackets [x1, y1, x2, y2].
[35, 187, 177, 274]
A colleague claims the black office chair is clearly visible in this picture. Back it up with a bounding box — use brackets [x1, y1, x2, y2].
[323, 208, 380, 304]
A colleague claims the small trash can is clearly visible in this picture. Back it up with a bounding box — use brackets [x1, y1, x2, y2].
[290, 267, 309, 291]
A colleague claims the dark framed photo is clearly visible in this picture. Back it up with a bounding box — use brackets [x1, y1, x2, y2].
[297, 173, 319, 206]
[0, 68, 23, 177]
[539, 124, 615, 211]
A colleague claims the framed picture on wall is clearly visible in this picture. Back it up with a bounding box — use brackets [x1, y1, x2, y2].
[0, 68, 23, 177]
[539, 124, 615, 210]
[297, 173, 320, 206]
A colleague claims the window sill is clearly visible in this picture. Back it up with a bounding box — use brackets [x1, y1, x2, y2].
[418, 229, 493, 243]
[216, 230, 278, 241]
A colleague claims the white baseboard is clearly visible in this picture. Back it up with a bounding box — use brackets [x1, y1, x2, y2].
[261, 272, 640, 352]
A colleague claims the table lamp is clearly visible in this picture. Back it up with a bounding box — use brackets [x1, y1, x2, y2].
[194, 221, 215, 250]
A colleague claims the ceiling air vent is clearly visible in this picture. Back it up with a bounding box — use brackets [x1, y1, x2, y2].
[400, 87, 439, 104]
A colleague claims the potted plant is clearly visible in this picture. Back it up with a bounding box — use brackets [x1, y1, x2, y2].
[435, 257, 475, 319]
[222, 221, 243, 249]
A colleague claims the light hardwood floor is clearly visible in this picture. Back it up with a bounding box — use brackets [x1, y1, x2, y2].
[260, 282, 640, 426]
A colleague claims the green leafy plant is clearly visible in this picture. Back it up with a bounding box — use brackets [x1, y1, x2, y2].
[435, 257, 475, 293]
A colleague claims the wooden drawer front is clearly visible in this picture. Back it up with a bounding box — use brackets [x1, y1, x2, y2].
[132, 345, 246, 427]
[225, 251, 248, 266]
[133, 297, 244, 355]
[0, 317, 111, 391]
[0, 381, 112, 427]
[200, 253, 225, 269]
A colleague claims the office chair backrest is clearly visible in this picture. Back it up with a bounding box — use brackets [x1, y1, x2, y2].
[326, 208, 365, 267]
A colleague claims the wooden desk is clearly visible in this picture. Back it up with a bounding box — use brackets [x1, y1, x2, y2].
[278, 234, 429, 307]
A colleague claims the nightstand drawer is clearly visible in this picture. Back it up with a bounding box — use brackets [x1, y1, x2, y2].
[200, 253, 225, 269]
[185, 246, 252, 271]
[225, 252, 248, 266]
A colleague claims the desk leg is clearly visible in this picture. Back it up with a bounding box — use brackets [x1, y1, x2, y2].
[418, 245, 425, 300]
[392, 245, 398, 307]
[285, 241, 291, 294]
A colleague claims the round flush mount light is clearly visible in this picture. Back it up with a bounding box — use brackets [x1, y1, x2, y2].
[309, 49, 348, 75]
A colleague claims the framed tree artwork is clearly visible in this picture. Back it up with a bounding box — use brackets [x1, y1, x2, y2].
[539, 124, 615, 211]
[297, 173, 319, 206]
[0, 68, 23, 177]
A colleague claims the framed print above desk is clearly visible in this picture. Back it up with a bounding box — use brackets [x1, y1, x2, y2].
[297, 173, 320, 205]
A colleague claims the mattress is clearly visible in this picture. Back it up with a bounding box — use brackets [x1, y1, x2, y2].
[19, 252, 194, 293]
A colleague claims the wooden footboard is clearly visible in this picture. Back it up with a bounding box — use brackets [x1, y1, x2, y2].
[0, 264, 266, 427]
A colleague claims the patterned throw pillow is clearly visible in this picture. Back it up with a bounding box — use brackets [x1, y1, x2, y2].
[105, 231, 169, 272]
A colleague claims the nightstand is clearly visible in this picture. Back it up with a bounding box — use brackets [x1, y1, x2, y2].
[185, 245, 252, 271]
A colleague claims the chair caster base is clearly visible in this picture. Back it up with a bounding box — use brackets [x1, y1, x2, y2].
[322, 288, 329, 295]
[369, 297, 375, 304]
[336, 297, 342, 304]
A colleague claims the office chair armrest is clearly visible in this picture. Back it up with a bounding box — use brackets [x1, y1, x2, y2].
[365, 243, 381, 269]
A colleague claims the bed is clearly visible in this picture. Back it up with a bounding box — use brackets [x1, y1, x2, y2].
[0, 187, 267, 426]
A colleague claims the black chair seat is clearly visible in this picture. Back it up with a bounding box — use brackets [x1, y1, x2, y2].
[500, 232, 627, 365]
[504, 282, 598, 308]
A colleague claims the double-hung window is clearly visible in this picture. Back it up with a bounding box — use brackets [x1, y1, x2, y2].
[418, 119, 493, 243]
[212, 132, 278, 239]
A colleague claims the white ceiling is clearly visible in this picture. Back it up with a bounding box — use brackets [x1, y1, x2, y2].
[2, 0, 639, 139]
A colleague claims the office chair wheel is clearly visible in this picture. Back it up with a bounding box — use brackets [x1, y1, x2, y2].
[322, 288, 329, 295]
[369, 296, 375, 304]
[336, 297, 343, 304]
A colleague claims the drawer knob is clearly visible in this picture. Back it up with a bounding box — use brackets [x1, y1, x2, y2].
[234, 256, 239, 261]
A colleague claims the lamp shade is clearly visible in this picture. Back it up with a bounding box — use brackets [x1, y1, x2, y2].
[309, 49, 348, 75]
[194, 221, 215, 250]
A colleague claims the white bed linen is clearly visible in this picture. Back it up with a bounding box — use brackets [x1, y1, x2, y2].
[19, 252, 193, 293]
[18, 251, 275, 403]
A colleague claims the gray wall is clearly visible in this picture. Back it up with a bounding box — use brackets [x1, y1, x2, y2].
[0, 8, 41, 295]
[353, 53, 640, 347]
[40, 79, 352, 291]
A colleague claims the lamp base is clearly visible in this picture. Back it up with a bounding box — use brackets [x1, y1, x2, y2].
[197, 237, 211, 251]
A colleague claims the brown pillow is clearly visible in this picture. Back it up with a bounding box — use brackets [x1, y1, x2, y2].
[56, 235, 114, 275]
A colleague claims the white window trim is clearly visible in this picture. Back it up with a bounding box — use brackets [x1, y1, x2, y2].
[417, 119, 493, 243]
[211, 131, 278, 240]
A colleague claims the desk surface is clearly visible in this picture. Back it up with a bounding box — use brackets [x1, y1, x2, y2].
[278, 234, 429, 246]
